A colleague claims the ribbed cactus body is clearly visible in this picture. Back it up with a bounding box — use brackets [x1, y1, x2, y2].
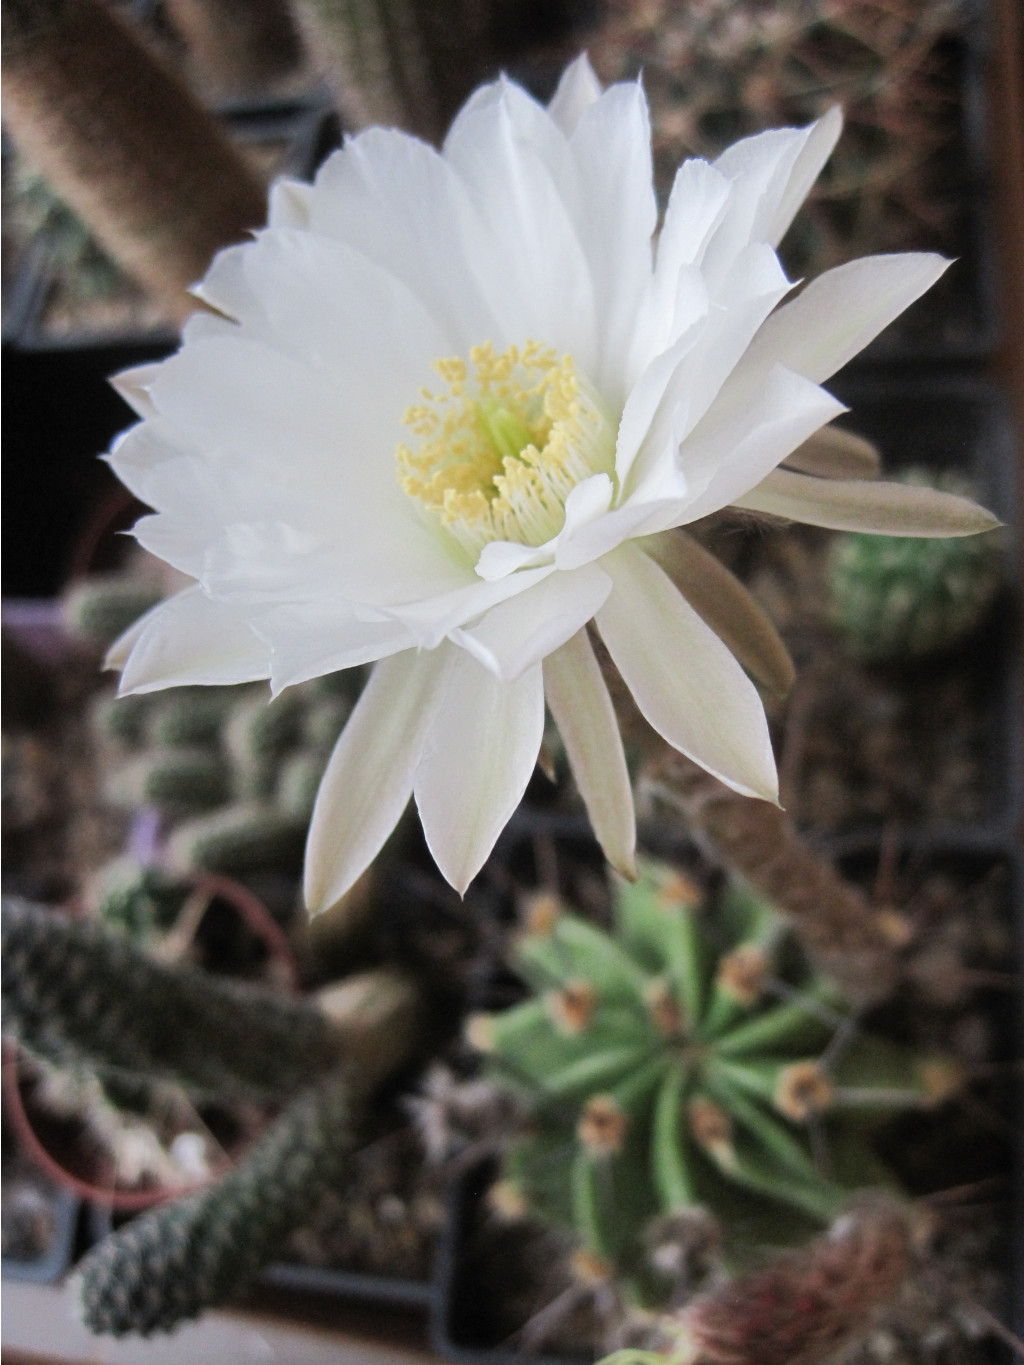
[72, 1067, 353, 1335]
[827, 471, 1003, 662]
[63, 575, 164, 649]
[472, 868, 946, 1300]
[2, 896, 340, 1102]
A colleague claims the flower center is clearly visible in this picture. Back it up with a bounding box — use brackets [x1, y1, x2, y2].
[397, 341, 615, 556]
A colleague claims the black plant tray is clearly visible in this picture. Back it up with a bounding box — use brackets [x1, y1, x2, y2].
[1, 1185, 80, 1285]
[431, 834, 1024, 1364]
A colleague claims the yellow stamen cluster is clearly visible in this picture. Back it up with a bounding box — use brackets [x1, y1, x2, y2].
[397, 341, 615, 556]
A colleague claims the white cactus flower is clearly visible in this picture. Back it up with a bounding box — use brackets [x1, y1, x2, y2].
[106, 56, 997, 908]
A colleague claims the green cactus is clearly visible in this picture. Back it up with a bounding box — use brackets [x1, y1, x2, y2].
[469, 867, 954, 1303]
[165, 802, 308, 878]
[71, 1066, 353, 1336]
[2, 896, 422, 1336]
[88, 858, 191, 940]
[62, 574, 163, 650]
[827, 470, 1003, 663]
[1, 895, 341, 1102]
[106, 748, 231, 816]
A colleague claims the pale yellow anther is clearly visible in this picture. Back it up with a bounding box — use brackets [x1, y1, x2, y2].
[397, 340, 615, 558]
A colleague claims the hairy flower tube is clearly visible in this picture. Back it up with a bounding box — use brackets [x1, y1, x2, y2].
[105, 56, 997, 909]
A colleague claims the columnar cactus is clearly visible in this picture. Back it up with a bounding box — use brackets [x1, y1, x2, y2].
[1, 895, 421, 1335]
[71, 1067, 353, 1336]
[827, 470, 1004, 663]
[469, 868, 954, 1304]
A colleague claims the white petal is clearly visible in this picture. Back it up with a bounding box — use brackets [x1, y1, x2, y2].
[622, 244, 793, 498]
[114, 586, 270, 695]
[595, 544, 778, 802]
[250, 603, 416, 693]
[568, 81, 657, 400]
[675, 366, 847, 523]
[308, 129, 499, 350]
[547, 54, 603, 135]
[443, 84, 597, 366]
[451, 563, 612, 681]
[543, 629, 636, 879]
[304, 648, 449, 914]
[735, 468, 1002, 536]
[414, 652, 544, 893]
[742, 254, 951, 387]
[380, 565, 556, 647]
[267, 178, 313, 229]
[111, 364, 162, 420]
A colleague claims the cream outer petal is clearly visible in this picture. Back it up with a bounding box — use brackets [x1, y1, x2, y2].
[414, 651, 545, 894]
[596, 544, 778, 802]
[543, 629, 636, 879]
[735, 468, 1003, 536]
[304, 647, 449, 914]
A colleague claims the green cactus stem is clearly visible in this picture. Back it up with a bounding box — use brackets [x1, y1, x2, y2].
[2, 895, 340, 1102]
[165, 803, 307, 878]
[470, 869, 953, 1304]
[827, 470, 1003, 663]
[71, 1066, 353, 1336]
[62, 575, 163, 651]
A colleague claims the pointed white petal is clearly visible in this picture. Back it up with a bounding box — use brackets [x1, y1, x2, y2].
[735, 468, 1002, 536]
[304, 648, 449, 914]
[568, 81, 657, 400]
[267, 178, 313, 229]
[543, 629, 636, 879]
[676, 366, 847, 523]
[110, 365, 162, 420]
[743, 253, 951, 386]
[642, 531, 795, 696]
[443, 84, 597, 366]
[451, 563, 612, 681]
[380, 564, 556, 647]
[250, 603, 416, 693]
[309, 128, 499, 350]
[783, 426, 881, 480]
[103, 609, 153, 671]
[765, 107, 843, 246]
[414, 653, 544, 894]
[596, 544, 778, 802]
[547, 54, 603, 135]
[114, 586, 270, 695]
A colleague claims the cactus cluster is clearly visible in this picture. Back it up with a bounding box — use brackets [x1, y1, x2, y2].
[70, 573, 359, 883]
[469, 867, 955, 1305]
[589, 0, 966, 276]
[2, 895, 419, 1335]
[826, 470, 1004, 663]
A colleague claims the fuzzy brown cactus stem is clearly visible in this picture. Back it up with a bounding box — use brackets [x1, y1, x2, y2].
[1, 0, 267, 320]
[667, 1197, 913, 1365]
[643, 749, 904, 1004]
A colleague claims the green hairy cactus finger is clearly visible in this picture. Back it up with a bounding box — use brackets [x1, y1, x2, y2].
[469, 867, 953, 1303]
[71, 1067, 353, 1336]
[1, 896, 340, 1101]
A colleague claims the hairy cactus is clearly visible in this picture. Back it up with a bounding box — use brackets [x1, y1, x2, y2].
[827, 470, 1003, 663]
[71, 1067, 353, 1336]
[589, 0, 967, 276]
[63, 574, 164, 649]
[2, 896, 422, 1335]
[469, 869, 953, 1303]
[1, 895, 341, 1101]
[601, 1196, 913, 1365]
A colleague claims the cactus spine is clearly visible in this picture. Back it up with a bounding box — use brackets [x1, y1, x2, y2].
[470, 868, 950, 1305]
